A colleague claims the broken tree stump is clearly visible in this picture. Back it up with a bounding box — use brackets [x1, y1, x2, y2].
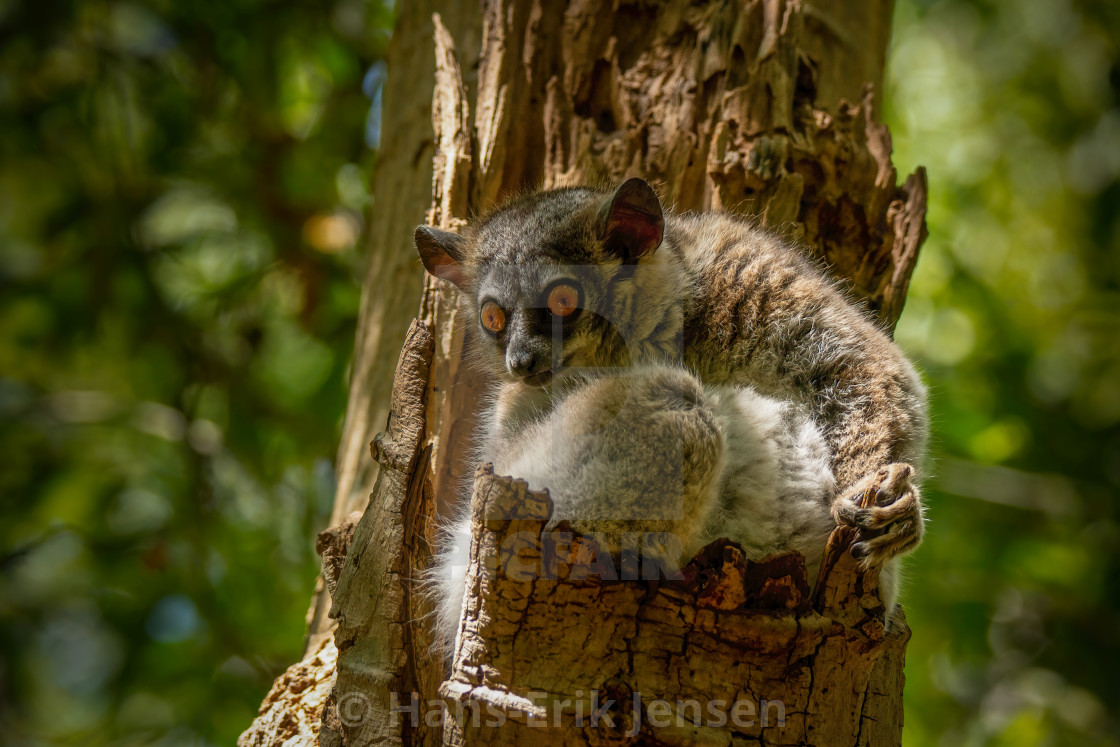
[440, 466, 909, 747]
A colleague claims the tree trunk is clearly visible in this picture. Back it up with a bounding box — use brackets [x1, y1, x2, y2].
[239, 1, 926, 745]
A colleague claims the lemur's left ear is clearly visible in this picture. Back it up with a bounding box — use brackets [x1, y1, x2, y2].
[597, 177, 664, 261]
[415, 225, 469, 290]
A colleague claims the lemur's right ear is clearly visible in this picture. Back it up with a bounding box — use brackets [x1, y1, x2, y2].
[415, 225, 469, 289]
[598, 177, 664, 262]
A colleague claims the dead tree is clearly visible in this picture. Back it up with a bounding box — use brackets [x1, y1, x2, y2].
[240, 1, 927, 745]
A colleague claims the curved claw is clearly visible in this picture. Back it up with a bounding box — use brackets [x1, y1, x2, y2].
[851, 520, 922, 569]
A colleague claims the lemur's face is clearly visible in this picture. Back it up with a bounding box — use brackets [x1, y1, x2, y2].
[414, 179, 665, 387]
[469, 189, 617, 386]
[470, 252, 609, 387]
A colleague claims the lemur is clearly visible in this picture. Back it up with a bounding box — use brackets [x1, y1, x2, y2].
[415, 178, 928, 656]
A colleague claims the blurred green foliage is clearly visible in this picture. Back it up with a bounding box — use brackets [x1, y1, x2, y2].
[1, 0, 1118, 745]
[0, 0, 389, 743]
[888, 0, 1120, 744]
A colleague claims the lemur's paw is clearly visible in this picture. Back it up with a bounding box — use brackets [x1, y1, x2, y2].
[833, 463, 924, 569]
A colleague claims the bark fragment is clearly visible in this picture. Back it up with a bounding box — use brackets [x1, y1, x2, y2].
[318, 320, 438, 747]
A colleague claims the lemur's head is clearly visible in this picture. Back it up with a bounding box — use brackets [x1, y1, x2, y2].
[414, 178, 669, 387]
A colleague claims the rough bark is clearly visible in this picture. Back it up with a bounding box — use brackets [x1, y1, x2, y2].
[241, 0, 927, 745]
[237, 634, 339, 747]
[442, 466, 911, 746]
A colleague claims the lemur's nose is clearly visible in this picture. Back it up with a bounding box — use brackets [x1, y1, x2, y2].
[507, 350, 538, 377]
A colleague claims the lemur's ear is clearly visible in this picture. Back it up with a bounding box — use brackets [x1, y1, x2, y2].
[598, 177, 664, 261]
[415, 225, 469, 289]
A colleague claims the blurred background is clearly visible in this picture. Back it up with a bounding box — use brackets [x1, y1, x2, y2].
[889, 1, 1120, 745]
[0, 0, 1116, 744]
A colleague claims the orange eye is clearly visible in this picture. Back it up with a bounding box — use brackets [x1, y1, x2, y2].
[480, 301, 506, 334]
[546, 283, 580, 318]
